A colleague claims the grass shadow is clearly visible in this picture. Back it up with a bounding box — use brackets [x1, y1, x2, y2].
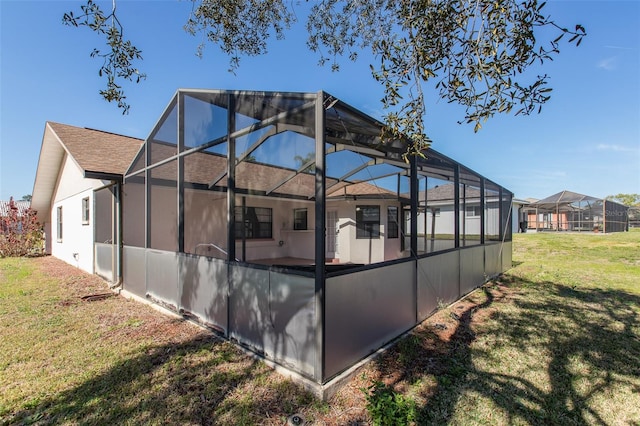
[369, 274, 640, 424]
[4, 333, 316, 425]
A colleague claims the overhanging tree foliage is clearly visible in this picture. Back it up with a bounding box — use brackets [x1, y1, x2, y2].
[63, 0, 585, 153]
[606, 193, 640, 207]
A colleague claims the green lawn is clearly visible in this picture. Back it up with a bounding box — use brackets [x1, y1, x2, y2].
[1, 230, 639, 425]
[396, 229, 640, 424]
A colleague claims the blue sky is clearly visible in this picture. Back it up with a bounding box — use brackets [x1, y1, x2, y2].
[1, 0, 639, 202]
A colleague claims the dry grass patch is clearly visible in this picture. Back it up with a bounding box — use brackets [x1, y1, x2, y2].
[2, 230, 639, 425]
[0, 257, 327, 425]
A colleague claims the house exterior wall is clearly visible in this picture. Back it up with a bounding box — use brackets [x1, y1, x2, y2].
[513, 203, 526, 234]
[155, 189, 405, 265]
[415, 205, 456, 236]
[278, 200, 315, 260]
[50, 154, 103, 273]
[328, 199, 402, 264]
[526, 212, 570, 230]
[183, 189, 317, 262]
[149, 184, 179, 251]
[234, 197, 316, 262]
[485, 201, 501, 237]
[413, 202, 500, 237]
[44, 221, 52, 254]
[184, 189, 228, 256]
[382, 202, 403, 261]
[463, 213, 482, 236]
[122, 178, 145, 247]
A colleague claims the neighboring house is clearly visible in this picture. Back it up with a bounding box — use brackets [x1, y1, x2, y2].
[512, 197, 531, 234]
[413, 183, 502, 244]
[31, 89, 513, 397]
[0, 199, 31, 217]
[31, 122, 143, 274]
[326, 181, 406, 264]
[523, 190, 628, 233]
[0, 199, 31, 234]
[395, 183, 511, 253]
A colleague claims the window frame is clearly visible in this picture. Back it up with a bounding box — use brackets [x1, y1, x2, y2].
[356, 205, 380, 239]
[235, 206, 273, 240]
[293, 208, 308, 231]
[466, 205, 482, 217]
[82, 197, 90, 225]
[387, 206, 399, 239]
[56, 206, 63, 242]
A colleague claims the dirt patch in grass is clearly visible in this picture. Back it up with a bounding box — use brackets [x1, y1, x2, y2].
[338, 280, 517, 418]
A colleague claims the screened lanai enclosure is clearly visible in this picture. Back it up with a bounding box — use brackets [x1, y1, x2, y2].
[524, 190, 629, 233]
[114, 89, 512, 391]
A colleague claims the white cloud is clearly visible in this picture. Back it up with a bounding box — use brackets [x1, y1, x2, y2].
[604, 45, 636, 50]
[596, 143, 638, 153]
[597, 56, 618, 71]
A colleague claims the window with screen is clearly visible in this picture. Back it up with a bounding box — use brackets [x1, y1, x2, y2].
[294, 208, 308, 230]
[82, 197, 90, 225]
[56, 206, 63, 242]
[356, 205, 380, 239]
[387, 206, 399, 239]
[466, 206, 482, 217]
[235, 207, 272, 239]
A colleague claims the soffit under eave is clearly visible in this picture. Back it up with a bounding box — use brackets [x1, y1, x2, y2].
[31, 123, 66, 223]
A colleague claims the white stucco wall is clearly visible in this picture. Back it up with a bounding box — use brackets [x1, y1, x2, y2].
[329, 199, 403, 265]
[383, 203, 403, 262]
[184, 189, 228, 256]
[234, 196, 316, 262]
[412, 202, 500, 238]
[278, 200, 315, 261]
[122, 179, 145, 247]
[183, 189, 317, 262]
[50, 154, 105, 274]
[149, 184, 178, 251]
[132, 185, 407, 265]
[414, 205, 456, 236]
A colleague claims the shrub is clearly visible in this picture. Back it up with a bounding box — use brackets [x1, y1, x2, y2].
[0, 197, 44, 257]
[363, 380, 416, 425]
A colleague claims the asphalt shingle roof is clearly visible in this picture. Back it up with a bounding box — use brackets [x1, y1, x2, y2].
[48, 122, 144, 176]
